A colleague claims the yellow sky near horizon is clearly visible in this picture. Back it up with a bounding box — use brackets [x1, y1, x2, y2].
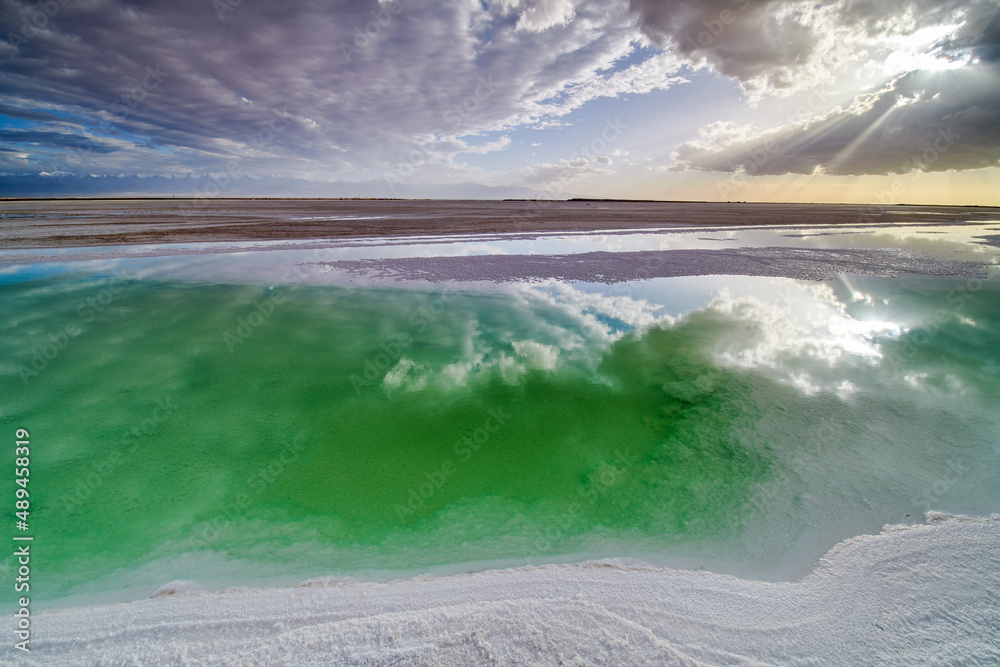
[607, 167, 1000, 207]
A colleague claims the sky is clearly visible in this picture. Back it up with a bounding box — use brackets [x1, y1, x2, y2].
[1, 0, 999, 203]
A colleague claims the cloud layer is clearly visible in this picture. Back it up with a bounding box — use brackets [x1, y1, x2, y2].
[662, 0, 1000, 175]
[1, 0, 997, 191]
[0, 0, 673, 183]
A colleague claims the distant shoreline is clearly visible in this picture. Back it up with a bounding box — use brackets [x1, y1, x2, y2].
[2, 199, 999, 250]
[2, 196, 998, 207]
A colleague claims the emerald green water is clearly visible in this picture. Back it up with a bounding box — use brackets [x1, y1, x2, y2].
[2, 273, 999, 607]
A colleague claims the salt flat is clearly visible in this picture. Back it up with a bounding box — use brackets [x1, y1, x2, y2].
[32, 515, 1000, 666]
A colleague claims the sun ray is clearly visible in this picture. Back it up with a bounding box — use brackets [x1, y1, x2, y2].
[825, 102, 902, 175]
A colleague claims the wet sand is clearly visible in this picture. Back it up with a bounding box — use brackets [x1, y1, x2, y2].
[2, 198, 999, 249]
[320, 246, 991, 283]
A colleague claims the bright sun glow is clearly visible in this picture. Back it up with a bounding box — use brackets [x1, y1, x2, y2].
[884, 23, 967, 74]
[884, 50, 968, 74]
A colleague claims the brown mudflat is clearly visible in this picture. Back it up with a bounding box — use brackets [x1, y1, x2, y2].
[2, 199, 998, 249]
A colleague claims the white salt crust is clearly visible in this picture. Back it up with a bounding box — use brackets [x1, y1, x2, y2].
[25, 513, 1000, 666]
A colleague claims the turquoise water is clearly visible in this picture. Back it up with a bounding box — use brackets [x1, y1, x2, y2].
[2, 246, 999, 610]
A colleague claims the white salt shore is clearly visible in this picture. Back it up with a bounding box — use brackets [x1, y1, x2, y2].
[26, 513, 1000, 666]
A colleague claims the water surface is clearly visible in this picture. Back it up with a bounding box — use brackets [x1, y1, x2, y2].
[2, 220, 999, 609]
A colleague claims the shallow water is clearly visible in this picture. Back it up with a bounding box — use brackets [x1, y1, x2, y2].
[2, 222, 999, 610]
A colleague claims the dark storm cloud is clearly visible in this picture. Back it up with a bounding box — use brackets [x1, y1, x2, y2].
[663, 0, 1000, 176]
[673, 67, 1000, 175]
[628, 0, 815, 89]
[627, 0, 996, 90]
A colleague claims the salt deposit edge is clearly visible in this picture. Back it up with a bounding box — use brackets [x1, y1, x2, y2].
[25, 513, 1000, 666]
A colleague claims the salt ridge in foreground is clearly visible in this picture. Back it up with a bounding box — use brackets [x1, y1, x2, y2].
[29, 513, 1000, 666]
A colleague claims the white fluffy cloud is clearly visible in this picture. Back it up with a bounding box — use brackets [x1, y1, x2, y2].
[494, 0, 584, 33]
